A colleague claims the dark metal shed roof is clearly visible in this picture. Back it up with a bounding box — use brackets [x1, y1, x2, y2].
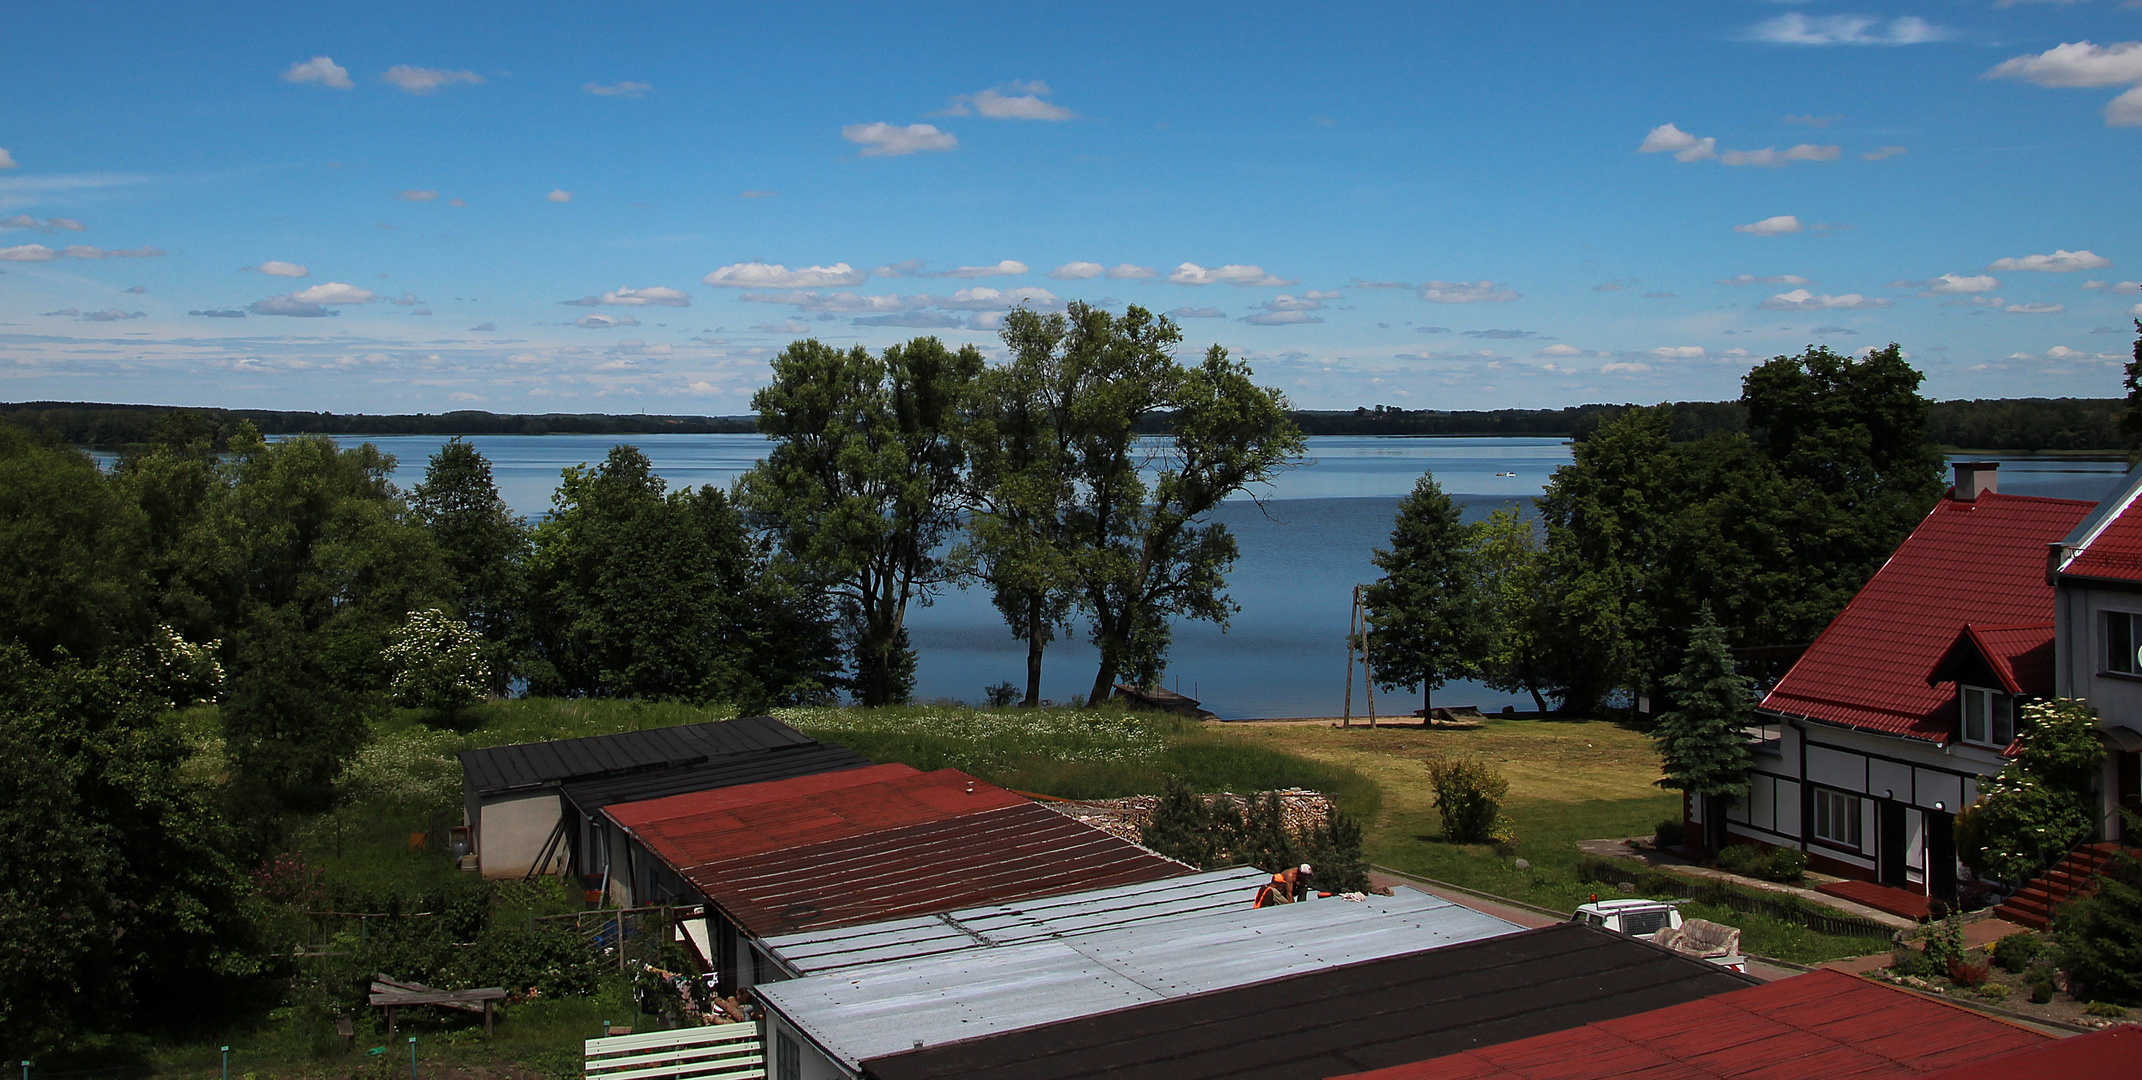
[456, 714, 815, 795]
[857, 922, 1756, 1080]
[559, 743, 872, 812]
[1332, 968, 2051, 1080]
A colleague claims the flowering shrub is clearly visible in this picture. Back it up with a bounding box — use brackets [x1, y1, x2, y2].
[340, 726, 464, 807]
[1956, 698, 2104, 884]
[145, 623, 223, 708]
[384, 608, 487, 713]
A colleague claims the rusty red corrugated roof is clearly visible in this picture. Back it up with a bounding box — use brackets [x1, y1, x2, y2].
[1916, 1023, 2142, 1080]
[605, 763, 1189, 937]
[1758, 491, 2094, 741]
[1329, 969, 2051, 1080]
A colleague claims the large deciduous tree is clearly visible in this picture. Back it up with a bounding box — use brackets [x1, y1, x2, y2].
[408, 438, 530, 692]
[1472, 506, 1554, 712]
[1363, 471, 1487, 714]
[0, 426, 149, 664]
[741, 337, 984, 706]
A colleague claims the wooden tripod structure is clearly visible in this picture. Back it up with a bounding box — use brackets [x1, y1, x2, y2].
[1344, 584, 1377, 728]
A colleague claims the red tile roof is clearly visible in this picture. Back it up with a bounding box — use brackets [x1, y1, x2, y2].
[1759, 491, 2095, 742]
[606, 763, 1189, 936]
[1331, 969, 2051, 1080]
[1916, 1024, 2142, 1080]
[1927, 623, 2056, 696]
[2058, 473, 2142, 583]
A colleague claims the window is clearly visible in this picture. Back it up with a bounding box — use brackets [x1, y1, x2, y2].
[2110, 611, 2142, 675]
[776, 1032, 800, 1080]
[1960, 686, 2016, 748]
[1812, 788, 1861, 849]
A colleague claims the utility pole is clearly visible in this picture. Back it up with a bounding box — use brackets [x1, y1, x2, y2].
[1344, 586, 1360, 728]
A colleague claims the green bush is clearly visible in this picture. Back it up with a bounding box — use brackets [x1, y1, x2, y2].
[2056, 851, 2142, 1005]
[1992, 931, 2043, 974]
[1427, 755, 1508, 844]
[1765, 848, 1808, 881]
[1921, 916, 1966, 974]
[1654, 818, 1685, 848]
[1715, 843, 1806, 883]
[1889, 947, 1929, 978]
[1977, 982, 2010, 1003]
[2087, 1000, 2129, 1018]
[2029, 967, 2057, 1003]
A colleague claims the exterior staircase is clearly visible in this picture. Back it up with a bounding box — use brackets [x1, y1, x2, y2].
[1993, 841, 2129, 930]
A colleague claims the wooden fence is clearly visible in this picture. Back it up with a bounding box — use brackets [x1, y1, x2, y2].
[585, 1024, 764, 1080]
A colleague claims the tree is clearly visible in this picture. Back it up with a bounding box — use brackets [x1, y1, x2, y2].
[1472, 506, 1554, 712]
[116, 409, 242, 648]
[0, 644, 259, 1060]
[528, 445, 839, 706]
[2123, 320, 2142, 462]
[1363, 471, 1486, 714]
[1651, 610, 1755, 853]
[740, 337, 983, 706]
[0, 426, 149, 662]
[408, 438, 529, 691]
[1957, 697, 2104, 884]
[385, 608, 488, 715]
[2056, 850, 2142, 1005]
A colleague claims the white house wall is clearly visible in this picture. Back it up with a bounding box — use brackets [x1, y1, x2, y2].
[476, 791, 566, 879]
[2054, 584, 2142, 729]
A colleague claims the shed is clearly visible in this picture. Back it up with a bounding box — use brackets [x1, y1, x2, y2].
[454, 715, 861, 880]
[1329, 967, 2051, 1080]
[754, 885, 1529, 1079]
[845, 922, 1754, 1080]
[603, 764, 1192, 992]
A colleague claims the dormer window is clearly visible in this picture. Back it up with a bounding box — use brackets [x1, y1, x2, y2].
[2109, 611, 2142, 675]
[1961, 685, 2015, 748]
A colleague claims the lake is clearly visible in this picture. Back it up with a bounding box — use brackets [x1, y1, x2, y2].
[322, 433, 2132, 719]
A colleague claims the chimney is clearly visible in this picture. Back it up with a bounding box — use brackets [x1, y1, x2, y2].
[1954, 461, 1999, 502]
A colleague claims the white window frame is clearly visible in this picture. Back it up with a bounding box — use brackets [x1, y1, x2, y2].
[2109, 610, 2142, 676]
[1959, 685, 2016, 749]
[1811, 787, 1861, 850]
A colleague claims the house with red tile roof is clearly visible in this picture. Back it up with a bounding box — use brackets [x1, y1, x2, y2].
[1723, 462, 2097, 892]
[2051, 462, 2142, 841]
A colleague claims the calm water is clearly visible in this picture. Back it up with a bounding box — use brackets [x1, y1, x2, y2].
[312, 434, 2131, 718]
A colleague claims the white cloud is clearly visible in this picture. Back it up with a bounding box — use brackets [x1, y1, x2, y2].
[2, 243, 60, 259]
[1759, 288, 1893, 310]
[546, 189, 573, 203]
[1258, 295, 1326, 312]
[190, 309, 246, 318]
[291, 282, 376, 304]
[1942, 295, 2006, 308]
[940, 81, 1075, 121]
[1050, 262, 1105, 280]
[395, 189, 438, 202]
[1916, 273, 2000, 295]
[1735, 215, 1804, 236]
[283, 56, 354, 90]
[2132, 301, 2142, 316]
[1601, 362, 1653, 374]
[1166, 307, 1226, 318]
[382, 66, 485, 94]
[842, 122, 957, 157]
[1418, 280, 1520, 303]
[2045, 346, 2094, 360]
[2084, 280, 2142, 292]
[563, 285, 692, 307]
[2006, 302, 2067, 313]
[1242, 310, 1324, 325]
[1650, 346, 1710, 359]
[927, 286, 1059, 310]
[2109, 86, 2142, 126]
[447, 197, 466, 207]
[0, 148, 15, 169]
[1107, 264, 1158, 280]
[1719, 273, 1812, 286]
[248, 260, 309, 277]
[390, 292, 421, 306]
[575, 314, 640, 329]
[1, 243, 162, 260]
[1747, 14, 1951, 46]
[966, 311, 1008, 331]
[945, 260, 1028, 278]
[1, 215, 86, 232]
[1720, 144, 1841, 166]
[706, 262, 867, 288]
[1863, 146, 1907, 161]
[1304, 289, 1341, 300]
[606, 339, 672, 357]
[853, 312, 968, 329]
[1534, 343, 1586, 358]
[1637, 123, 1717, 162]
[1988, 249, 2112, 272]
[1169, 262, 1297, 287]
[1987, 41, 2142, 88]
[249, 295, 335, 317]
[741, 290, 906, 313]
[469, 322, 497, 332]
[754, 319, 812, 334]
[79, 309, 146, 322]
[584, 81, 652, 97]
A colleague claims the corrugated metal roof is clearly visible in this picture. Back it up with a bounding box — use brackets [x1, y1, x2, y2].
[1759, 491, 2094, 741]
[1918, 1023, 2142, 1080]
[1334, 968, 2051, 1080]
[760, 866, 1271, 976]
[559, 743, 872, 812]
[760, 884, 1527, 1069]
[456, 714, 815, 795]
[852, 922, 1755, 1080]
[689, 801, 1189, 937]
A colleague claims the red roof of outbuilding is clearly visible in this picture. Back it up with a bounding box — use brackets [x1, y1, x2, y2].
[1916, 1023, 2142, 1080]
[1330, 969, 2050, 1080]
[1759, 491, 2094, 742]
[605, 763, 1189, 936]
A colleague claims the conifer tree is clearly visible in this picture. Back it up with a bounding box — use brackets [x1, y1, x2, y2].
[1651, 609, 1753, 851]
[1301, 809, 1370, 893]
[1363, 470, 1486, 714]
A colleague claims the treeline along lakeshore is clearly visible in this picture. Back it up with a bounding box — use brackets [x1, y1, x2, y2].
[4, 394, 2130, 453]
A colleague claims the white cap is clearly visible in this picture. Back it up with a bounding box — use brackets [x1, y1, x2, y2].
[1299, 863, 1313, 874]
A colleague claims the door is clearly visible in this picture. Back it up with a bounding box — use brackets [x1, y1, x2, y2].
[1925, 811, 1957, 900]
[1877, 801, 1909, 887]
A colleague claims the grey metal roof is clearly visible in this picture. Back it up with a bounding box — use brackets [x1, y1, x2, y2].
[456, 714, 815, 795]
[754, 885, 1522, 1069]
[760, 867, 1270, 976]
[560, 743, 871, 812]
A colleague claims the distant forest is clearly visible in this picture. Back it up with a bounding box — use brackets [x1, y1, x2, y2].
[3, 395, 2130, 453]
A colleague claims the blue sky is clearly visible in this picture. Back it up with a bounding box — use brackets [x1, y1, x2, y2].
[3, 1, 2140, 414]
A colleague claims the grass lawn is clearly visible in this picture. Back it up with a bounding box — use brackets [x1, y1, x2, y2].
[1228, 717, 1892, 966]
